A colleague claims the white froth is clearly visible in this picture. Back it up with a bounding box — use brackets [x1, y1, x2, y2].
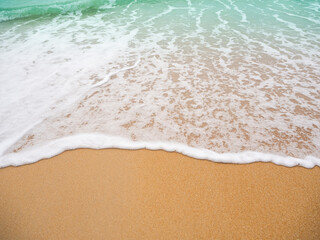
[0, 133, 318, 169]
[0, 0, 320, 168]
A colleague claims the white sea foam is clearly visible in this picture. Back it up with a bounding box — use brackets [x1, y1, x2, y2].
[0, 133, 319, 168]
[0, 0, 320, 168]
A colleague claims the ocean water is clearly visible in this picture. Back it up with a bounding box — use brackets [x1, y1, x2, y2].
[0, 0, 320, 168]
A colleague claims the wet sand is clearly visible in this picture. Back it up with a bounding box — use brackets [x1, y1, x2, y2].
[0, 148, 319, 239]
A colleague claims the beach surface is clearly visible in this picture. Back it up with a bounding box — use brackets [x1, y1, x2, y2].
[0, 148, 319, 239]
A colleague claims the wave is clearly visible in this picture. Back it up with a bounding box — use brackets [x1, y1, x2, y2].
[1, 0, 319, 169]
[0, 0, 110, 22]
[1, 134, 319, 168]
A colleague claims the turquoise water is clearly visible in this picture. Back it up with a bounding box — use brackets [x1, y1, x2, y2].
[0, 0, 106, 21]
[0, 0, 320, 167]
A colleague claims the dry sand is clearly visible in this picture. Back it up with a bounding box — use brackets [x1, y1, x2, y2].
[0, 148, 319, 239]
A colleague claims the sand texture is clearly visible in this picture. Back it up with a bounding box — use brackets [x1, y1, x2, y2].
[0, 148, 320, 239]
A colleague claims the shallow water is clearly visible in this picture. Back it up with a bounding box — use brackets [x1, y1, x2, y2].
[0, 0, 320, 167]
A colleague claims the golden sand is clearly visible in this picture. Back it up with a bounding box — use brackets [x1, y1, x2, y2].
[0, 148, 319, 239]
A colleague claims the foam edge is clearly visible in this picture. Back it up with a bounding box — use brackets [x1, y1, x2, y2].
[0, 133, 319, 169]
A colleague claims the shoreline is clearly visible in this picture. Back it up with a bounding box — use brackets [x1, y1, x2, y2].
[2, 134, 320, 169]
[1, 148, 319, 239]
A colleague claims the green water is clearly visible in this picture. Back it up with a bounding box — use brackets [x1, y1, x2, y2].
[0, 0, 107, 21]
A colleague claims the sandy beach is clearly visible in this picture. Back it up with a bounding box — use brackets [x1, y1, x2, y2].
[1, 0, 320, 239]
[0, 149, 319, 239]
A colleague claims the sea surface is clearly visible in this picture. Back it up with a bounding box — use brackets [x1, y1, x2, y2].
[0, 0, 320, 168]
